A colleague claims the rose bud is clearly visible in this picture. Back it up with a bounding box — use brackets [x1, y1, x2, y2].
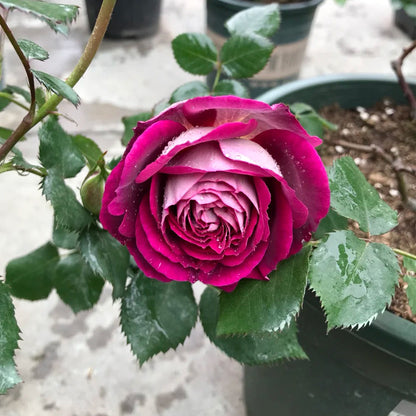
[81, 170, 106, 215]
[100, 96, 330, 291]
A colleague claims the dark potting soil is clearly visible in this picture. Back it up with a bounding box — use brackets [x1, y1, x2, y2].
[319, 100, 416, 323]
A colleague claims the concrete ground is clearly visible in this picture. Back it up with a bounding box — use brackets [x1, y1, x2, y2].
[0, 0, 415, 415]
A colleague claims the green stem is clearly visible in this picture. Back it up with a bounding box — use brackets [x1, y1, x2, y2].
[393, 248, 416, 262]
[32, 0, 117, 124]
[211, 62, 223, 93]
[0, 92, 30, 111]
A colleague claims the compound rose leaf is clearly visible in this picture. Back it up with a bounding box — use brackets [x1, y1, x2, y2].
[121, 272, 198, 365]
[309, 230, 400, 330]
[0, 282, 21, 394]
[5, 242, 59, 300]
[217, 247, 311, 336]
[200, 286, 307, 365]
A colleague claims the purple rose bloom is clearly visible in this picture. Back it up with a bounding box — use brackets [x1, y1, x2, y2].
[100, 96, 329, 290]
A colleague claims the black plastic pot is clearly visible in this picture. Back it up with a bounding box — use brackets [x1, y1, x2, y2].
[395, 8, 416, 40]
[85, 0, 162, 39]
[206, 0, 323, 96]
[244, 75, 416, 416]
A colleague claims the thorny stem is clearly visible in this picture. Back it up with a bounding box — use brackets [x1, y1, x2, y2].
[0, 12, 36, 162]
[0, 0, 117, 163]
[391, 40, 416, 120]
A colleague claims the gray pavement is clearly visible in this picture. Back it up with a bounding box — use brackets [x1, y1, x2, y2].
[1, 0, 415, 415]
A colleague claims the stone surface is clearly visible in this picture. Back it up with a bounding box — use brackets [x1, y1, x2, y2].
[1, 0, 415, 415]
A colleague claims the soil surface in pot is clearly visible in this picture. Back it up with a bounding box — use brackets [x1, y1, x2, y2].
[319, 100, 416, 323]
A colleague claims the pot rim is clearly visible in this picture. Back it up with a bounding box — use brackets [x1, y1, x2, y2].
[207, 0, 324, 12]
[256, 73, 416, 102]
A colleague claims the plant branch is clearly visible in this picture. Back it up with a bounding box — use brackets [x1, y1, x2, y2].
[393, 248, 416, 262]
[391, 40, 416, 120]
[0, 13, 36, 162]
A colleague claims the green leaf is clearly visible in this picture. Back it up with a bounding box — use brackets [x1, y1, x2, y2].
[403, 256, 416, 272]
[120, 271, 198, 365]
[52, 217, 78, 249]
[172, 33, 218, 75]
[35, 87, 46, 107]
[403, 275, 416, 313]
[71, 134, 103, 169]
[42, 172, 93, 231]
[0, 282, 21, 394]
[107, 156, 122, 170]
[309, 230, 400, 329]
[213, 79, 249, 98]
[39, 117, 85, 178]
[5, 242, 59, 300]
[54, 253, 104, 313]
[0, 0, 79, 35]
[313, 208, 348, 240]
[0, 137, 38, 171]
[217, 247, 311, 336]
[220, 34, 274, 79]
[225, 3, 280, 38]
[0, 128, 13, 140]
[290, 102, 337, 137]
[4, 85, 31, 103]
[17, 39, 49, 61]
[78, 226, 129, 299]
[328, 156, 398, 235]
[200, 287, 307, 365]
[32, 70, 80, 106]
[121, 112, 152, 146]
[170, 81, 209, 104]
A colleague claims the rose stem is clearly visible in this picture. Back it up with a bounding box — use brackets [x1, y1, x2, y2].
[391, 40, 416, 120]
[0, 12, 36, 162]
[0, 0, 118, 163]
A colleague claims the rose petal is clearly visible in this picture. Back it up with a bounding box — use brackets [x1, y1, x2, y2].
[136, 119, 258, 183]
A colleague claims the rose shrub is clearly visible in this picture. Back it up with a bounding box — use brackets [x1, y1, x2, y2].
[100, 96, 330, 290]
